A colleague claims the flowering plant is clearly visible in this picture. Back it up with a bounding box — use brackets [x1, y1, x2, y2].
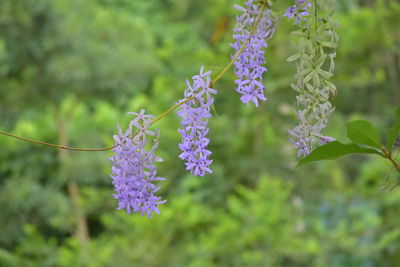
[0, 0, 399, 218]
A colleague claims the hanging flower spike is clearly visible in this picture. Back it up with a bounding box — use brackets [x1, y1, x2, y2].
[178, 67, 216, 177]
[231, 0, 276, 107]
[287, 1, 338, 157]
[109, 109, 166, 217]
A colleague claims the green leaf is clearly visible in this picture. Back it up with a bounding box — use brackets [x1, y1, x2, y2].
[387, 106, 400, 153]
[297, 141, 383, 167]
[346, 120, 382, 149]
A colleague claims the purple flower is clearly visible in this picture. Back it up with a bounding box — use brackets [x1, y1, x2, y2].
[284, 6, 296, 18]
[289, 128, 315, 157]
[284, 0, 312, 24]
[289, 111, 336, 158]
[177, 67, 216, 177]
[231, 0, 275, 107]
[109, 109, 166, 217]
[318, 135, 336, 145]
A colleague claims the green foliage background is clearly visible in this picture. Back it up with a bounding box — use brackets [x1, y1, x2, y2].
[0, 0, 399, 266]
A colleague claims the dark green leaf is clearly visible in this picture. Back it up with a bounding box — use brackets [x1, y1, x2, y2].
[346, 120, 382, 149]
[387, 106, 400, 153]
[297, 141, 383, 167]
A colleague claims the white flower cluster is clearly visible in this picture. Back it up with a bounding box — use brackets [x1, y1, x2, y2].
[287, 1, 339, 157]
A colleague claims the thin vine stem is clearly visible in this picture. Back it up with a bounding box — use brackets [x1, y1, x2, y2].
[314, 0, 318, 36]
[0, 3, 268, 152]
[383, 148, 400, 173]
[0, 130, 115, 151]
[150, 97, 195, 126]
[380, 150, 399, 191]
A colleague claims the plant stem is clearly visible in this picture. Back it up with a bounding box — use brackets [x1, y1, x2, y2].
[380, 150, 399, 191]
[383, 148, 400, 173]
[150, 97, 194, 126]
[0, 130, 115, 151]
[0, 3, 268, 152]
[314, 0, 318, 36]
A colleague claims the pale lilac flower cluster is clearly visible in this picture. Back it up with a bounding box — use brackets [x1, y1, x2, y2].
[284, 0, 312, 24]
[287, 1, 338, 157]
[177, 67, 216, 177]
[109, 110, 166, 217]
[289, 111, 336, 158]
[231, 0, 276, 107]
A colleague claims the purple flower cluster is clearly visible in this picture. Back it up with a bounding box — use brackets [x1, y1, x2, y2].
[177, 67, 216, 177]
[289, 128, 314, 158]
[289, 110, 336, 157]
[284, 0, 312, 24]
[289, 128, 335, 158]
[109, 110, 166, 217]
[231, 0, 275, 107]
